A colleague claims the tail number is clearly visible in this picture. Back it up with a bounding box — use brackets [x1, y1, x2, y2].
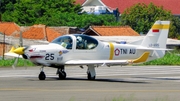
[149, 43, 159, 47]
[45, 53, 54, 60]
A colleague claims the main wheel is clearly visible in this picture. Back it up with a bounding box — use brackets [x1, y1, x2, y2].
[87, 72, 95, 80]
[58, 71, 66, 80]
[38, 72, 46, 80]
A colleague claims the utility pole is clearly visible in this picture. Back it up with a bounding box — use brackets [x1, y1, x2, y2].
[19, 31, 23, 47]
[18, 0, 23, 47]
[0, 0, 5, 60]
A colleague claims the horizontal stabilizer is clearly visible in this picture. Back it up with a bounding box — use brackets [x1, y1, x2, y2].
[131, 52, 150, 63]
[137, 47, 173, 51]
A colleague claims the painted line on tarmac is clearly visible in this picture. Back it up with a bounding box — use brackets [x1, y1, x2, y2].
[0, 88, 180, 92]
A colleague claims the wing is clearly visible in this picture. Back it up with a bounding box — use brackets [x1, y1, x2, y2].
[65, 52, 150, 66]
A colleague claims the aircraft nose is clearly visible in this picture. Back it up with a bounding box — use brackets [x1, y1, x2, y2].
[13, 47, 25, 55]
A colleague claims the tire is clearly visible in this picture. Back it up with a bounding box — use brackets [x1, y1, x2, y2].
[87, 72, 95, 80]
[58, 71, 66, 80]
[38, 72, 46, 80]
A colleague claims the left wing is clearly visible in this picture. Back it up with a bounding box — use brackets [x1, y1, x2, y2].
[65, 52, 150, 66]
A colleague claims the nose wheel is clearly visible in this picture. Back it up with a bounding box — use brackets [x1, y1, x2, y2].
[39, 71, 46, 80]
[38, 66, 46, 80]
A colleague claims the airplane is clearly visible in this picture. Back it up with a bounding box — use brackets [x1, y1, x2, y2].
[5, 20, 170, 80]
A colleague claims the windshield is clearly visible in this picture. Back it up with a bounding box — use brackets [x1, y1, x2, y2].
[51, 36, 72, 49]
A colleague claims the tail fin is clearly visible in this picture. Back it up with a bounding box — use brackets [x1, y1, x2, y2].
[140, 20, 170, 61]
[141, 20, 170, 48]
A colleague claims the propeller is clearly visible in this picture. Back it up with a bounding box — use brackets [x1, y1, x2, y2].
[12, 56, 19, 69]
[5, 44, 29, 69]
[5, 31, 29, 69]
[12, 46, 27, 69]
[12, 30, 24, 69]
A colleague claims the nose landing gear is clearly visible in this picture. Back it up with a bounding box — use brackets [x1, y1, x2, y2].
[39, 66, 46, 80]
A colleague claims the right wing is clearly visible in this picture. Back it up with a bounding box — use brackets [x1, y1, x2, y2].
[65, 52, 150, 66]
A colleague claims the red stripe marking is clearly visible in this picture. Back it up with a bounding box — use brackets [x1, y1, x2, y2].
[30, 56, 44, 59]
[152, 29, 159, 32]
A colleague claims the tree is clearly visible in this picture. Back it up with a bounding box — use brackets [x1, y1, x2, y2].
[170, 16, 180, 39]
[0, 0, 16, 13]
[120, 2, 180, 39]
[1, 0, 119, 28]
[2, 0, 82, 25]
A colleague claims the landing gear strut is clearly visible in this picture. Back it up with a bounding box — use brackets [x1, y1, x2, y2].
[57, 66, 66, 79]
[39, 66, 46, 80]
[87, 65, 96, 80]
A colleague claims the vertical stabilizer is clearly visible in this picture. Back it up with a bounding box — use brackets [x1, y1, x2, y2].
[141, 20, 170, 48]
[140, 20, 170, 60]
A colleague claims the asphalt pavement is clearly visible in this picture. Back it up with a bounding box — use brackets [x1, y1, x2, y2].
[0, 66, 180, 101]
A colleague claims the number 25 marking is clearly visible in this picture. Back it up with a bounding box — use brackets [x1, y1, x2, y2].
[45, 53, 54, 60]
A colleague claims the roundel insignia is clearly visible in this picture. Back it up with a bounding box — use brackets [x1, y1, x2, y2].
[59, 51, 63, 55]
[114, 48, 120, 56]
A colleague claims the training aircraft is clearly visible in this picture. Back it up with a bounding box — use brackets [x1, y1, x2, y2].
[5, 20, 170, 80]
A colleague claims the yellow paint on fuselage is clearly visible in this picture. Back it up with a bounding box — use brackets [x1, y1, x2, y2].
[109, 42, 114, 60]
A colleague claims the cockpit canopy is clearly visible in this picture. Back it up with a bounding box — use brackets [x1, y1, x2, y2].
[51, 34, 98, 50]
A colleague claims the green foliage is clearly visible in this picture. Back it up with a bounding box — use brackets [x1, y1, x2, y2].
[1, 0, 118, 28]
[120, 2, 180, 38]
[34, 12, 118, 28]
[143, 51, 180, 65]
[0, 58, 34, 67]
[121, 3, 172, 33]
[0, 0, 16, 14]
[2, 0, 82, 25]
[170, 16, 180, 39]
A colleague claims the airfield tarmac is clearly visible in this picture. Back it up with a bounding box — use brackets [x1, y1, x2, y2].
[0, 66, 180, 101]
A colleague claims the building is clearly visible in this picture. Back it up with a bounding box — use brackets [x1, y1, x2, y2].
[84, 26, 139, 36]
[76, 0, 180, 16]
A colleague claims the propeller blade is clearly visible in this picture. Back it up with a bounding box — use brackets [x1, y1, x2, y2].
[12, 56, 19, 69]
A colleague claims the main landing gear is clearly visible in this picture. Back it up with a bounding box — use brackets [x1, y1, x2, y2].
[87, 65, 96, 80]
[56, 66, 66, 80]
